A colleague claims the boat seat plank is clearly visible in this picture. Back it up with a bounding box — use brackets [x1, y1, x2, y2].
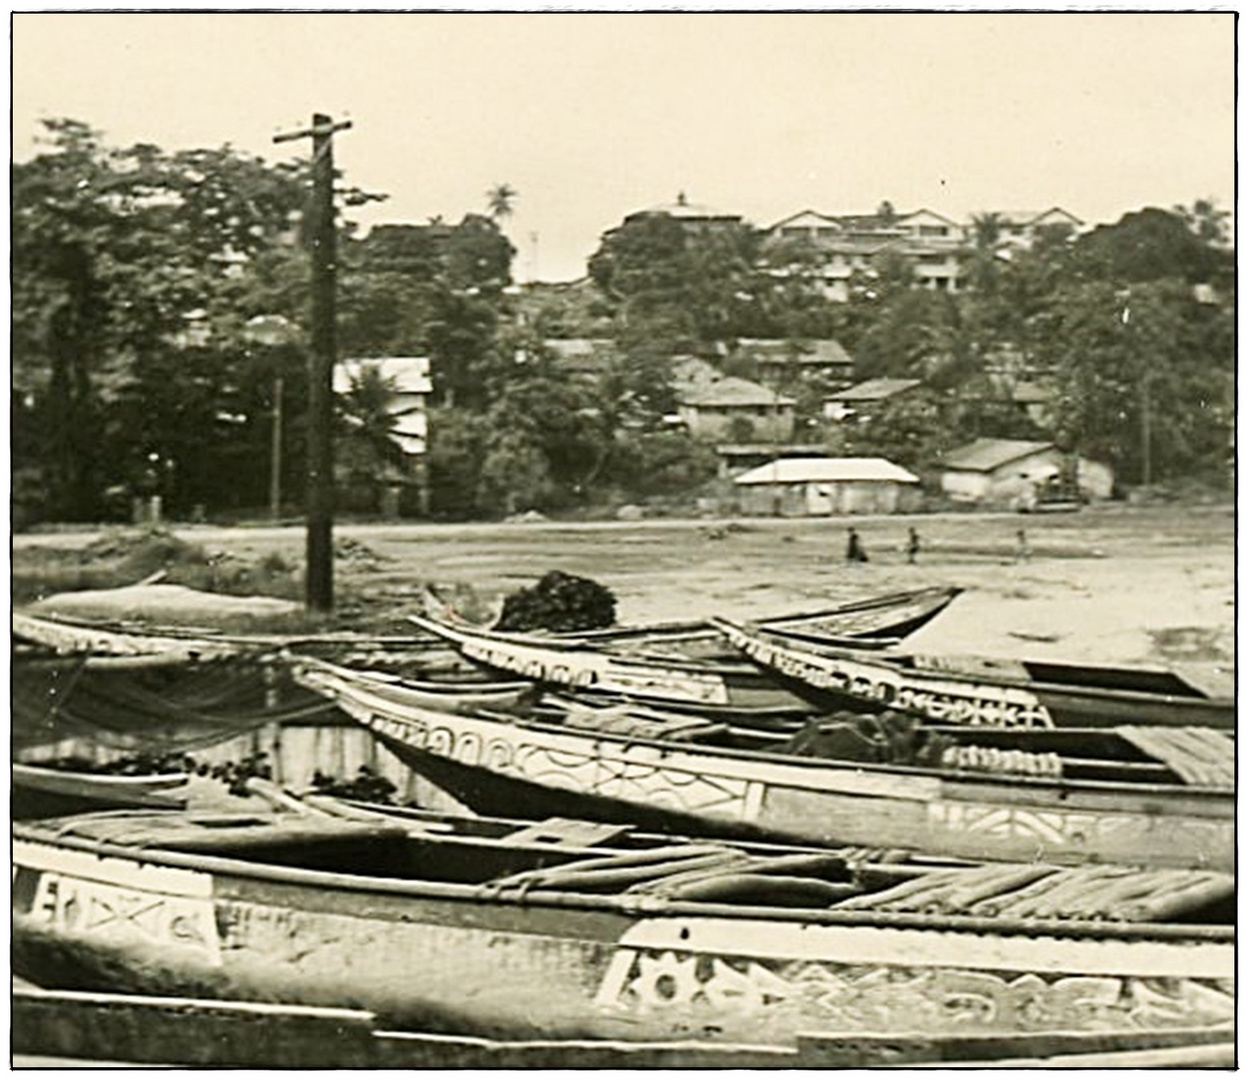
[502, 817, 634, 848]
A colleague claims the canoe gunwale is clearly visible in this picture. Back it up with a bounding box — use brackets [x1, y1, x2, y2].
[310, 662, 1232, 804]
[12, 826, 1233, 944]
[713, 618, 1232, 709]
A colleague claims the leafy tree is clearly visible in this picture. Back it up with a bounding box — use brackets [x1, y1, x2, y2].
[1173, 198, 1231, 248]
[1033, 278, 1232, 484]
[841, 388, 959, 470]
[1072, 208, 1231, 286]
[12, 121, 318, 518]
[486, 182, 518, 224]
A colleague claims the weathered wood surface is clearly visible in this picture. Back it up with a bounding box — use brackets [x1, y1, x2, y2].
[299, 661, 1234, 871]
[11, 827, 1235, 1050]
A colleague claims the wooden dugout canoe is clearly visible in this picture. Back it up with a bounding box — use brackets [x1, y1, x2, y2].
[12, 763, 190, 820]
[13, 585, 961, 665]
[516, 584, 963, 658]
[293, 660, 1233, 871]
[406, 612, 811, 712]
[711, 618, 1236, 731]
[12, 804, 1234, 1049]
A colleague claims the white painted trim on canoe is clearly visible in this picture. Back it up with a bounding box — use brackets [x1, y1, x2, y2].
[615, 918, 1233, 981]
[15, 839, 214, 899]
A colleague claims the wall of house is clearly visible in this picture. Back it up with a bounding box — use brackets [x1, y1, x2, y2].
[1073, 458, 1114, 500]
[678, 405, 795, 442]
[737, 480, 915, 516]
[940, 471, 994, 503]
[941, 450, 1114, 506]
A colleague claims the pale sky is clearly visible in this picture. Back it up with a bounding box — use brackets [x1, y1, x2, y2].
[12, 12, 1235, 282]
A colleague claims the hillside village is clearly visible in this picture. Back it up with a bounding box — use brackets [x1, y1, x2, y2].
[12, 122, 1236, 525]
[327, 194, 1230, 520]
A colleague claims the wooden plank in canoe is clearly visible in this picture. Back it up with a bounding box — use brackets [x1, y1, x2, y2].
[502, 817, 634, 848]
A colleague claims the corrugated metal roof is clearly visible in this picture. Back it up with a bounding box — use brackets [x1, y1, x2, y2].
[681, 377, 795, 408]
[940, 438, 1055, 472]
[734, 457, 919, 485]
[826, 378, 922, 403]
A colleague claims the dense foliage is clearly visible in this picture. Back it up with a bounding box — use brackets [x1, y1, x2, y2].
[12, 118, 1233, 526]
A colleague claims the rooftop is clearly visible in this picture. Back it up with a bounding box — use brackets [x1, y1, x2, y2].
[735, 457, 919, 485]
[737, 339, 854, 367]
[826, 378, 922, 404]
[940, 438, 1056, 472]
[627, 192, 743, 222]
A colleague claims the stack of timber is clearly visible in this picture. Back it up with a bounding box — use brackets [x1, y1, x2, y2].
[12, 789, 1234, 1053]
[292, 658, 1233, 870]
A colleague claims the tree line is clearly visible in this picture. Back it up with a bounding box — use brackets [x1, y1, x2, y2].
[13, 119, 1234, 524]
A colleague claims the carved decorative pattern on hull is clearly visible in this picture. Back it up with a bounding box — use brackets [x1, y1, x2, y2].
[598, 949, 1235, 1033]
[361, 709, 754, 818]
[718, 623, 1054, 728]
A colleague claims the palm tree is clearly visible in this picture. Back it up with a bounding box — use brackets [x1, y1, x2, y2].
[486, 183, 518, 224]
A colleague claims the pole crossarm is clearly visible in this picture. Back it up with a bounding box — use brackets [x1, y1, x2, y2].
[273, 119, 353, 145]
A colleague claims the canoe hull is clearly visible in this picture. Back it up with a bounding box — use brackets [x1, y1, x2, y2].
[12, 833, 1235, 1047]
[714, 620, 1235, 731]
[12, 765, 189, 820]
[407, 613, 809, 711]
[302, 664, 1233, 871]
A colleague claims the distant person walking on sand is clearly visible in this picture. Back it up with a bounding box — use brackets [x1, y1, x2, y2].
[1016, 528, 1031, 563]
[907, 527, 921, 564]
[846, 527, 869, 564]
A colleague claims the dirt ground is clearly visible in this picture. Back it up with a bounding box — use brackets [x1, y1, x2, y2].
[14, 503, 1235, 677]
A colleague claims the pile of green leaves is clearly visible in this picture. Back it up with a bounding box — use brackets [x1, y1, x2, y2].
[494, 570, 617, 633]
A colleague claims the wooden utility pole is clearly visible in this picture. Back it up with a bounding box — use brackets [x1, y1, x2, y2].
[274, 114, 352, 611]
[269, 376, 284, 520]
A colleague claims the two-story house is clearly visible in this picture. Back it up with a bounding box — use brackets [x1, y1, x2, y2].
[765, 207, 970, 300]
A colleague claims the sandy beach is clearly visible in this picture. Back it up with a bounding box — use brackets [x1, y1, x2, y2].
[15, 503, 1235, 674]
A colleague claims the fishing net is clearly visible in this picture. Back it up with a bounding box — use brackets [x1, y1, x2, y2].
[12, 658, 339, 754]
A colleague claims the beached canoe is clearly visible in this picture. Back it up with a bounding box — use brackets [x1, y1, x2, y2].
[13, 585, 961, 667]
[712, 618, 1236, 731]
[426, 584, 963, 656]
[407, 612, 812, 713]
[293, 659, 1233, 871]
[12, 762, 189, 819]
[12, 800, 1234, 1049]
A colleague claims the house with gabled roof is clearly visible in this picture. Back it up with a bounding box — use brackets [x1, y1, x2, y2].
[823, 378, 923, 422]
[734, 456, 920, 516]
[676, 376, 796, 443]
[938, 438, 1112, 508]
[972, 208, 1085, 253]
[764, 206, 973, 300]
